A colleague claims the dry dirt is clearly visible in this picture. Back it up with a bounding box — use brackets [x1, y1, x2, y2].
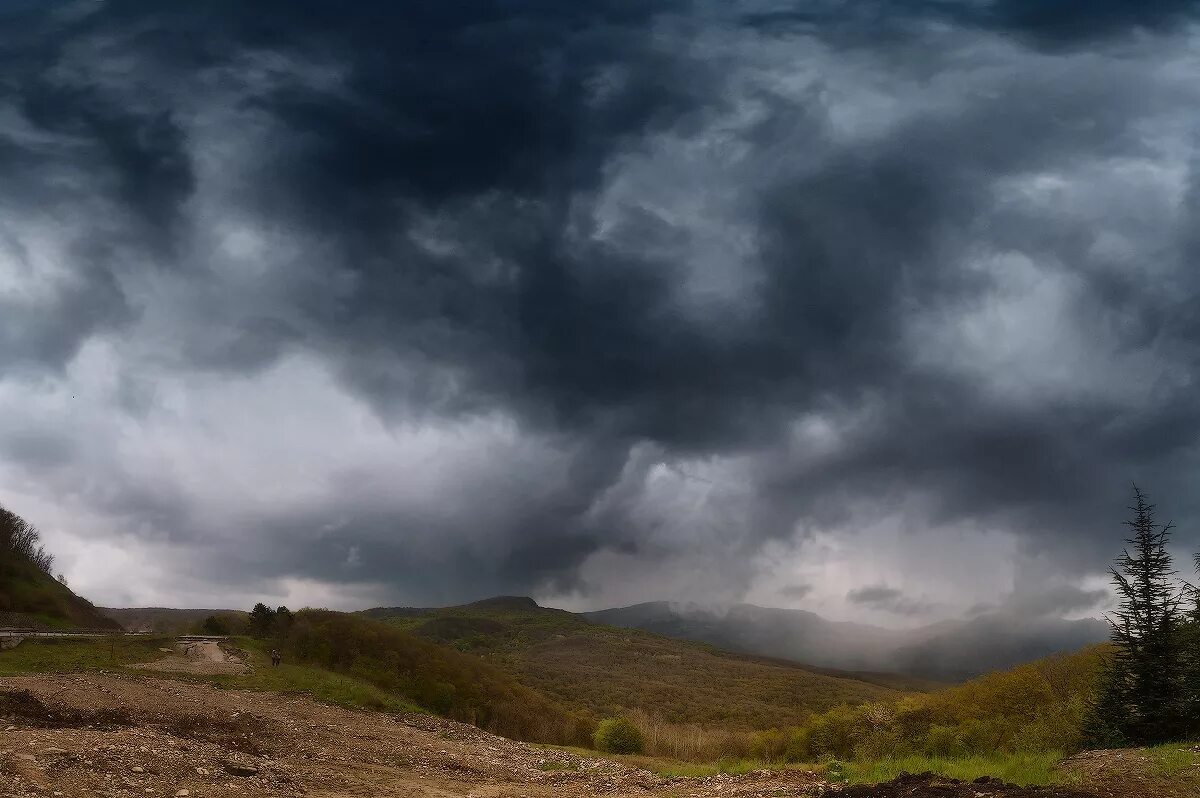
[0, 670, 1123, 798]
[126, 641, 248, 677]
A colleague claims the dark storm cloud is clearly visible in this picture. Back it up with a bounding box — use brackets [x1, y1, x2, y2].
[736, 1, 1200, 45]
[4, 0, 1200, 607]
[1004, 585, 1110, 617]
[847, 585, 933, 616]
[779, 583, 813, 600]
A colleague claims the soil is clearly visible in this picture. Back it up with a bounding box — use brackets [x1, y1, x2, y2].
[0, 668, 1154, 798]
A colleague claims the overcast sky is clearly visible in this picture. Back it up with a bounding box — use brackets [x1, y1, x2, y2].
[3, 0, 1200, 625]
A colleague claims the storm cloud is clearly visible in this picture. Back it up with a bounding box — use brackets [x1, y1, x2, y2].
[2, 0, 1200, 618]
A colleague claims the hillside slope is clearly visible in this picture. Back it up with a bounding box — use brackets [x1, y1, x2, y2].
[0, 557, 118, 630]
[361, 596, 907, 730]
[587, 602, 1109, 681]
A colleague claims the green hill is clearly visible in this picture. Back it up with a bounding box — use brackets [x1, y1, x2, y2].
[278, 608, 589, 744]
[0, 504, 119, 630]
[0, 554, 119, 630]
[360, 596, 909, 731]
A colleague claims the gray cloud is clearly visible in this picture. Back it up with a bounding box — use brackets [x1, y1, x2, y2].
[1, 1, 1199, 613]
[846, 585, 933, 617]
[779, 583, 813, 600]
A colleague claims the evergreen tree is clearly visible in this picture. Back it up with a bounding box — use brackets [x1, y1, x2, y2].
[1097, 485, 1185, 744]
[248, 602, 276, 638]
[1183, 553, 1200, 738]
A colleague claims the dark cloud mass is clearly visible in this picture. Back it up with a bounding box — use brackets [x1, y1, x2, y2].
[846, 585, 933, 616]
[1, 0, 1200, 614]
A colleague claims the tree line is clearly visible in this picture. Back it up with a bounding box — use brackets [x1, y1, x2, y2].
[197, 602, 294, 637]
[1086, 484, 1200, 746]
[0, 502, 54, 576]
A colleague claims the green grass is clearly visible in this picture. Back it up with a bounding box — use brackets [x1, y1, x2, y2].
[0, 635, 167, 674]
[1147, 743, 1200, 778]
[840, 751, 1069, 787]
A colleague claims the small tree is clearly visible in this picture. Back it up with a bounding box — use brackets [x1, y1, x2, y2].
[1095, 485, 1186, 744]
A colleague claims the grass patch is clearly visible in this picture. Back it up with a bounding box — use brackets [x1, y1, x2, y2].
[0, 635, 166, 675]
[840, 752, 1067, 787]
[1147, 744, 1200, 778]
[211, 659, 423, 714]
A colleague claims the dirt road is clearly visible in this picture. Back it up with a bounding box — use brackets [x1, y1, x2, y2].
[127, 639, 248, 676]
[0, 672, 1105, 798]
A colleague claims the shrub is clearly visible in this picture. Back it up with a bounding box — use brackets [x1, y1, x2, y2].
[924, 724, 965, 756]
[594, 716, 645, 754]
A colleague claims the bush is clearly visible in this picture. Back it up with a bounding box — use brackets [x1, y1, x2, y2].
[593, 716, 645, 754]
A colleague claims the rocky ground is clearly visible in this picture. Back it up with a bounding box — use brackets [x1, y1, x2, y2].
[0, 667, 1172, 798]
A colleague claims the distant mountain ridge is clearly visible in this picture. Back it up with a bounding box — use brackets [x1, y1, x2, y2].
[101, 607, 249, 633]
[359, 596, 914, 730]
[585, 601, 1109, 681]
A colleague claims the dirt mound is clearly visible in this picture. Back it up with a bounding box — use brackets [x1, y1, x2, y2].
[0, 689, 134, 729]
[838, 773, 1095, 797]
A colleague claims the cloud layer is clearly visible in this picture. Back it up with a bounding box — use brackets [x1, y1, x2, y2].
[3, 0, 1200, 619]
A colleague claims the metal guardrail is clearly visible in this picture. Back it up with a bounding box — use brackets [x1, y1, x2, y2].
[0, 624, 37, 638]
[177, 635, 230, 641]
[0, 628, 139, 638]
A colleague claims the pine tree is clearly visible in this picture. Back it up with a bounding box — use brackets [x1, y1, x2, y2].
[248, 602, 276, 638]
[1099, 485, 1185, 744]
[1182, 553, 1200, 738]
